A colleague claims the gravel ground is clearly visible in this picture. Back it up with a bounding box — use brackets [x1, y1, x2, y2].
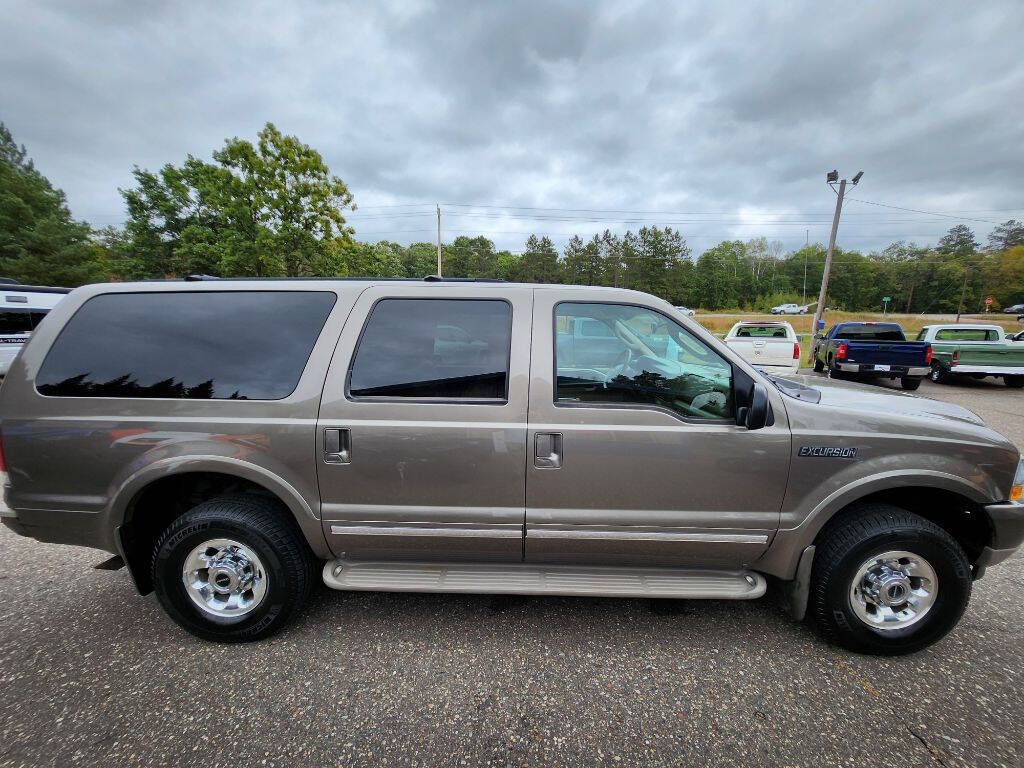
[1, 377, 1022, 768]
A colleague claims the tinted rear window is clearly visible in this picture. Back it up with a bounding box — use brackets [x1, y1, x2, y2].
[734, 325, 789, 338]
[348, 298, 511, 400]
[833, 324, 905, 341]
[36, 291, 336, 399]
[0, 308, 49, 334]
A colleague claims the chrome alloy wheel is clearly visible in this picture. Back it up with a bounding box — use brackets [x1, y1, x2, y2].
[849, 550, 938, 631]
[182, 538, 268, 619]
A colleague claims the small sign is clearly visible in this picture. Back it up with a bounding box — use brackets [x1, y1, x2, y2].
[883, 296, 891, 302]
[985, 296, 994, 306]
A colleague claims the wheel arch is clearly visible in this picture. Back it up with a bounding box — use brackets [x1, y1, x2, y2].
[112, 460, 330, 594]
[758, 472, 993, 580]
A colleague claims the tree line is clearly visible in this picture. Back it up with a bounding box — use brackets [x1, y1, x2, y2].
[2, 121, 1023, 312]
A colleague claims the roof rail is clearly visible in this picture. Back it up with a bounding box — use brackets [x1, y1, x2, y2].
[180, 274, 507, 283]
[422, 275, 506, 283]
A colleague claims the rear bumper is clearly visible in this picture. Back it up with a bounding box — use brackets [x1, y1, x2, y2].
[834, 363, 929, 377]
[0, 504, 116, 553]
[950, 365, 1024, 376]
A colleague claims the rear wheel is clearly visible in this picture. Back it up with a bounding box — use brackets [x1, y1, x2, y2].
[929, 362, 947, 384]
[1004, 375, 1024, 388]
[810, 504, 971, 655]
[151, 494, 316, 642]
[900, 376, 922, 391]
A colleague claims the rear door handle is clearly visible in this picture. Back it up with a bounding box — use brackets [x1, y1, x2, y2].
[534, 432, 562, 469]
[323, 428, 351, 464]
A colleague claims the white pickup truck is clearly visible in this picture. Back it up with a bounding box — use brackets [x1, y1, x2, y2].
[723, 321, 800, 373]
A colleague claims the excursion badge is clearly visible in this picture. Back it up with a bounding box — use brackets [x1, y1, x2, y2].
[799, 446, 858, 459]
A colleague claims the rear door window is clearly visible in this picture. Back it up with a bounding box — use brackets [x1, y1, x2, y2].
[36, 291, 336, 399]
[348, 298, 512, 400]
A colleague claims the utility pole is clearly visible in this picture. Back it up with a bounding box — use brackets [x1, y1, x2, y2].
[436, 204, 442, 276]
[802, 230, 808, 302]
[811, 170, 862, 338]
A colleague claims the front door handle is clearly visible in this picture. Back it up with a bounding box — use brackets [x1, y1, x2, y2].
[534, 432, 563, 469]
[323, 428, 351, 464]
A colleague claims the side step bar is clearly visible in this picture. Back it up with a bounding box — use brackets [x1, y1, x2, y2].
[322, 560, 766, 600]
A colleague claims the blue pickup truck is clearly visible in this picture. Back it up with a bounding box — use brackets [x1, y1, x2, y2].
[812, 321, 932, 390]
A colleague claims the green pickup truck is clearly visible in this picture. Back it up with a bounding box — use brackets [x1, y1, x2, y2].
[917, 324, 1024, 387]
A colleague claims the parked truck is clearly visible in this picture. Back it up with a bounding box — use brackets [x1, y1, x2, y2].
[723, 321, 800, 373]
[812, 321, 931, 390]
[917, 324, 1024, 387]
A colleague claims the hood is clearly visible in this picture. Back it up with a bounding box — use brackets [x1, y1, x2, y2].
[777, 374, 985, 426]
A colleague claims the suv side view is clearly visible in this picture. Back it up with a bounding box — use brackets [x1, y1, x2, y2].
[2, 279, 1022, 654]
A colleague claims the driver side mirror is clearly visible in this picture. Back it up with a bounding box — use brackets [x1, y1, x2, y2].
[737, 383, 770, 430]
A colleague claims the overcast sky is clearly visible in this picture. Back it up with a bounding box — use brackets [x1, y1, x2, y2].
[3, 1, 1023, 255]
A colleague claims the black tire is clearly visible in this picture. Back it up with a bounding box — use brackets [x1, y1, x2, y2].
[900, 376, 922, 391]
[810, 504, 971, 655]
[929, 362, 947, 384]
[812, 354, 825, 373]
[825, 356, 841, 379]
[151, 494, 316, 642]
[1004, 375, 1024, 388]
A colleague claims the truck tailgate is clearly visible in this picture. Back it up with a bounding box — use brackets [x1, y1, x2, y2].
[956, 345, 1024, 369]
[844, 341, 929, 366]
[725, 338, 795, 368]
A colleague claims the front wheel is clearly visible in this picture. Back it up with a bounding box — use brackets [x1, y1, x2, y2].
[810, 504, 971, 655]
[929, 362, 947, 384]
[1004, 375, 1024, 388]
[900, 376, 922, 391]
[151, 494, 316, 642]
[812, 354, 825, 373]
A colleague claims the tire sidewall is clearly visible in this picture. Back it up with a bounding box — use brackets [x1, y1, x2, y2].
[821, 531, 971, 654]
[153, 516, 292, 642]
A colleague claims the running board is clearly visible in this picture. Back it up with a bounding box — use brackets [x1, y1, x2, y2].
[322, 560, 766, 600]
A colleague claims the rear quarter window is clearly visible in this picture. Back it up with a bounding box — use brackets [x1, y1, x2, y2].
[935, 328, 1000, 341]
[35, 291, 336, 399]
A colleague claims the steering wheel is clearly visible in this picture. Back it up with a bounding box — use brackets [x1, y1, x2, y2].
[608, 347, 633, 380]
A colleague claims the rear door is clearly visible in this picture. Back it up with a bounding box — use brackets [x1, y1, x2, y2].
[316, 285, 532, 562]
[525, 289, 791, 568]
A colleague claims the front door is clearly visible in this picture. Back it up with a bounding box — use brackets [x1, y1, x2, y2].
[525, 290, 790, 568]
[317, 285, 532, 562]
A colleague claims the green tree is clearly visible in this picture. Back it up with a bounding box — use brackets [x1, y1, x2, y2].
[0, 123, 104, 285]
[516, 235, 560, 283]
[988, 220, 1024, 251]
[120, 122, 355, 278]
[936, 224, 978, 257]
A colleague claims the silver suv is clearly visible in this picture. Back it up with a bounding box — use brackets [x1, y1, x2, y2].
[1, 279, 1022, 654]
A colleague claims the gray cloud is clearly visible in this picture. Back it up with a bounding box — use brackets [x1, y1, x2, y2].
[2, 0, 1022, 254]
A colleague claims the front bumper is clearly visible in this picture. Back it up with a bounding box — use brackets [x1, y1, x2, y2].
[984, 501, 1024, 555]
[834, 363, 930, 377]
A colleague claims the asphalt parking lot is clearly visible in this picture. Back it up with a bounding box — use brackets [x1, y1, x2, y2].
[1, 376, 1022, 768]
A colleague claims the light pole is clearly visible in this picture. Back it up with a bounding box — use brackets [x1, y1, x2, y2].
[811, 170, 862, 341]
